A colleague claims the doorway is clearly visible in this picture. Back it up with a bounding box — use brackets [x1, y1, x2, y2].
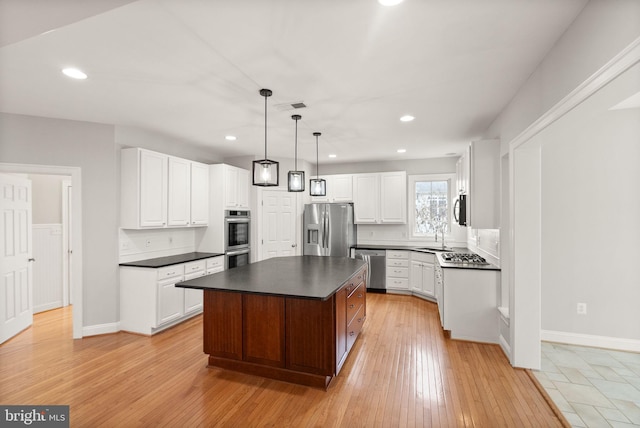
[0, 163, 82, 340]
[260, 189, 299, 261]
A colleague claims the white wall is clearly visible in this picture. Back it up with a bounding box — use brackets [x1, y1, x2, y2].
[482, 0, 640, 356]
[0, 112, 118, 328]
[534, 63, 640, 340]
[486, 0, 640, 148]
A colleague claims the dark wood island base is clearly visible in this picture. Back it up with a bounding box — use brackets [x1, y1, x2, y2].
[176, 256, 367, 389]
[195, 259, 367, 389]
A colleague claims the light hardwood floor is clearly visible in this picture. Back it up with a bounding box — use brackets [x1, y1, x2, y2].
[0, 293, 564, 427]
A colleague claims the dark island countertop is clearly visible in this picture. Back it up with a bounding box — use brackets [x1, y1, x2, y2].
[176, 255, 366, 301]
[119, 252, 224, 268]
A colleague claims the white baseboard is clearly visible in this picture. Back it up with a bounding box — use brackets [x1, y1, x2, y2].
[82, 322, 120, 337]
[541, 330, 640, 353]
[499, 334, 511, 360]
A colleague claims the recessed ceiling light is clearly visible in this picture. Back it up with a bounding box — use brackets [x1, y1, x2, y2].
[328, 154, 337, 158]
[62, 68, 87, 80]
[225, 135, 237, 141]
[379, 0, 403, 6]
[400, 115, 414, 122]
[397, 149, 407, 153]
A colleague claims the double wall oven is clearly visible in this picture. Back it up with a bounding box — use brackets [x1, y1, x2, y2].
[225, 210, 250, 269]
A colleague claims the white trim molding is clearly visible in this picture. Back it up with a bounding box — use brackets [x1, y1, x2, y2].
[509, 36, 640, 150]
[541, 330, 640, 354]
[83, 322, 120, 337]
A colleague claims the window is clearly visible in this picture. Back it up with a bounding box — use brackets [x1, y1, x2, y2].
[409, 174, 454, 238]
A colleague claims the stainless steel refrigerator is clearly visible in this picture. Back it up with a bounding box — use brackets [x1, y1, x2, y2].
[303, 203, 356, 257]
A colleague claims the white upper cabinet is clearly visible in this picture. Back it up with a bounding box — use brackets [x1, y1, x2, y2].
[353, 174, 379, 223]
[190, 161, 209, 226]
[121, 148, 209, 229]
[121, 148, 168, 229]
[222, 164, 250, 210]
[467, 139, 500, 229]
[310, 174, 353, 203]
[167, 156, 191, 226]
[379, 171, 406, 223]
[353, 171, 406, 224]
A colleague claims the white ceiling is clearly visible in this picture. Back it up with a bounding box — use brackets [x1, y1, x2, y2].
[0, 0, 588, 164]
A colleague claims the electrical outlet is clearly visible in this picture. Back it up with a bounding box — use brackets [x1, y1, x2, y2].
[577, 303, 587, 315]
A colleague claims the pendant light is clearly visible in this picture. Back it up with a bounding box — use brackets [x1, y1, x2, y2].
[252, 88, 279, 186]
[287, 114, 305, 192]
[309, 132, 326, 196]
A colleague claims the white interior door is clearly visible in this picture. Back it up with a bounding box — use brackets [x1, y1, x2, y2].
[262, 190, 297, 260]
[0, 174, 33, 344]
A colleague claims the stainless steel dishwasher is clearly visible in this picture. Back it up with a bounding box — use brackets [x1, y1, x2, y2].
[354, 249, 386, 292]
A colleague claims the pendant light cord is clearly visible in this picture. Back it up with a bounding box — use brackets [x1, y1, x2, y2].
[294, 118, 298, 170]
[264, 94, 268, 159]
[315, 134, 319, 179]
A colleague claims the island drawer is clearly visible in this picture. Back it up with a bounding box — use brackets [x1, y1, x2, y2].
[347, 305, 365, 350]
[347, 282, 365, 324]
[345, 268, 366, 296]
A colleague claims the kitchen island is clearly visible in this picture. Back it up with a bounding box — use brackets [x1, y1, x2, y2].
[176, 256, 367, 389]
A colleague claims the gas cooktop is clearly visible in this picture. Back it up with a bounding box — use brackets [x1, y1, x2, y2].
[440, 252, 488, 265]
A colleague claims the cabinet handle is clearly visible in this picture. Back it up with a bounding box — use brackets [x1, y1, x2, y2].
[349, 304, 355, 309]
[358, 318, 363, 323]
[358, 294, 363, 298]
[349, 331, 355, 336]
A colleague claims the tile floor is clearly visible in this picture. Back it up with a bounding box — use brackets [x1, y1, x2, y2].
[534, 342, 640, 427]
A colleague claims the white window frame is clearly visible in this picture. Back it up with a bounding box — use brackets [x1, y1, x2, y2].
[408, 173, 456, 240]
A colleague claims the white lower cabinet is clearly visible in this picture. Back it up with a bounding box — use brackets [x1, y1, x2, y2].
[120, 256, 224, 335]
[410, 252, 435, 299]
[441, 266, 499, 343]
[385, 250, 410, 292]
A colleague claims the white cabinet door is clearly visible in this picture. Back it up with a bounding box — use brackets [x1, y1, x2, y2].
[167, 156, 191, 227]
[422, 263, 435, 297]
[353, 174, 379, 224]
[139, 150, 167, 227]
[157, 277, 184, 326]
[236, 168, 250, 209]
[223, 165, 250, 209]
[410, 261, 423, 293]
[224, 165, 238, 208]
[379, 171, 406, 224]
[332, 175, 353, 202]
[190, 162, 209, 226]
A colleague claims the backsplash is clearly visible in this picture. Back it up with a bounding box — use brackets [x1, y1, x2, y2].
[119, 228, 200, 263]
[467, 228, 500, 266]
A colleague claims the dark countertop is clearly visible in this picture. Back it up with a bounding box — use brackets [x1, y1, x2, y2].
[353, 244, 461, 253]
[353, 244, 501, 270]
[176, 255, 366, 300]
[119, 252, 224, 268]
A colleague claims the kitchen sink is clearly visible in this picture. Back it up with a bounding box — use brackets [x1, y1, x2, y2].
[414, 247, 453, 252]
